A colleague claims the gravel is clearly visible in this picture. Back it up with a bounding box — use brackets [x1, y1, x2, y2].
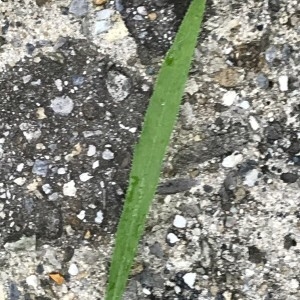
[1, 0, 300, 299]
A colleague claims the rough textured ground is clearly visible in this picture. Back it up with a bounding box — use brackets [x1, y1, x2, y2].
[0, 0, 299, 299]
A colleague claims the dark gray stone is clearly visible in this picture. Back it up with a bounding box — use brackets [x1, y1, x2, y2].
[266, 122, 283, 143]
[284, 234, 297, 249]
[282, 44, 292, 61]
[268, 0, 280, 12]
[280, 172, 298, 183]
[248, 245, 266, 264]
[256, 73, 269, 89]
[149, 241, 164, 258]
[9, 282, 20, 300]
[157, 178, 199, 195]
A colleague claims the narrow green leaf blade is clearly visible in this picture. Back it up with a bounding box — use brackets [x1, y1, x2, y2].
[105, 0, 206, 299]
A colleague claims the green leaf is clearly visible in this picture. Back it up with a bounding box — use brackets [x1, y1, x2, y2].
[105, 0, 206, 299]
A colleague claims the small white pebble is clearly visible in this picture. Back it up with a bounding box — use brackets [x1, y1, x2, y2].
[137, 6, 147, 15]
[31, 79, 41, 85]
[42, 184, 52, 194]
[249, 116, 260, 131]
[22, 127, 42, 142]
[87, 145, 96, 156]
[23, 75, 32, 84]
[183, 273, 196, 288]
[278, 75, 288, 91]
[26, 275, 39, 288]
[175, 286, 181, 294]
[173, 215, 187, 228]
[253, 134, 261, 142]
[238, 100, 250, 109]
[77, 210, 85, 220]
[142, 288, 151, 295]
[192, 228, 201, 236]
[167, 233, 179, 244]
[222, 91, 238, 106]
[290, 279, 299, 289]
[244, 169, 259, 187]
[222, 152, 243, 168]
[245, 269, 255, 278]
[36, 143, 46, 150]
[65, 225, 75, 236]
[54, 79, 63, 91]
[14, 177, 26, 186]
[129, 127, 137, 133]
[16, 163, 24, 172]
[102, 149, 114, 160]
[223, 47, 233, 55]
[68, 263, 79, 276]
[141, 84, 150, 91]
[79, 173, 93, 182]
[49, 193, 59, 201]
[164, 195, 172, 204]
[63, 180, 77, 196]
[51, 96, 74, 116]
[95, 210, 104, 224]
[57, 167, 66, 174]
[92, 160, 99, 169]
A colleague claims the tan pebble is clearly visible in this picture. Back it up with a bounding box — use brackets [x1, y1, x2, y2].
[84, 230, 92, 239]
[49, 272, 65, 285]
[210, 285, 219, 296]
[193, 135, 201, 142]
[73, 143, 82, 155]
[67, 215, 81, 229]
[27, 179, 41, 192]
[189, 168, 200, 178]
[235, 187, 246, 201]
[131, 262, 144, 275]
[223, 291, 232, 300]
[93, 0, 107, 5]
[148, 12, 157, 21]
[36, 107, 47, 119]
[76, 271, 89, 279]
[213, 68, 243, 88]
